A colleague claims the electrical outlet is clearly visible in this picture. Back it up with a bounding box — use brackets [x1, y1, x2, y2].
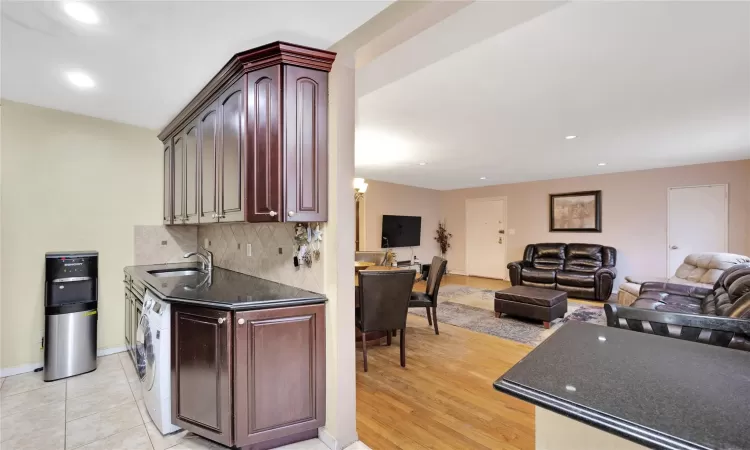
[508, 229, 516, 235]
[160, 240, 168, 246]
[204, 238, 210, 247]
[278, 247, 283, 255]
[246, 244, 252, 257]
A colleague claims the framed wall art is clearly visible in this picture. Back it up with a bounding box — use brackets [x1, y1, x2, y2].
[549, 190, 602, 232]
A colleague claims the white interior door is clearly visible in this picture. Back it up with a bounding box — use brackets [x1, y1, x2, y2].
[466, 198, 507, 279]
[668, 185, 728, 275]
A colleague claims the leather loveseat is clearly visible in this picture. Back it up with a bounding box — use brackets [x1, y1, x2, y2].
[605, 263, 750, 351]
[507, 243, 617, 301]
[617, 252, 750, 306]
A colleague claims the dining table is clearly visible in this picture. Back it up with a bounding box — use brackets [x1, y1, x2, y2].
[354, 265, 420, 344]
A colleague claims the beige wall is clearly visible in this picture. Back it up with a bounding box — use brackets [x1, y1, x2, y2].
[441, 160, 750, 289]
[361, 180, 441, 263]
[1, 100, 162, 370]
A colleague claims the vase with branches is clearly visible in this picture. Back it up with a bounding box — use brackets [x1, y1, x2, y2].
[435, 220, 452, 257]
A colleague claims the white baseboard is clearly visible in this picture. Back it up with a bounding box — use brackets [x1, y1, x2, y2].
[448, 269, 466, 276]
[0, 345, 128, 378]
[319, 427, 366, 450]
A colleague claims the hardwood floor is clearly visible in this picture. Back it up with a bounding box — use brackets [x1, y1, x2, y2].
[356, 275, 536, 450]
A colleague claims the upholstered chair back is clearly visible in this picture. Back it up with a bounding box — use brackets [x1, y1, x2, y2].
[700, 263, 750, 318]
[675, 253, 750, 286]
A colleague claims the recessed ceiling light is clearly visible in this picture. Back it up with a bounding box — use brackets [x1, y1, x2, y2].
[565, 135, 577, 140]
[418, 162, 427, 166]
[479, 177, 487, 180]
[597, 162, 607, 166]
[63, 2, 99, 24]
[66, 71, 95, 89]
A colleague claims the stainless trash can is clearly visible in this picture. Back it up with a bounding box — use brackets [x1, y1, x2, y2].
[43, 251, 98, 381]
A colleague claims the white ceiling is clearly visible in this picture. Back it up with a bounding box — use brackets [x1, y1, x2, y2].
[1, 1, 391, 130]
[356, 2, 750, 190]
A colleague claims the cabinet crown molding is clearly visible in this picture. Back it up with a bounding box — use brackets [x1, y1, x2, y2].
[158, 41, 336, 141]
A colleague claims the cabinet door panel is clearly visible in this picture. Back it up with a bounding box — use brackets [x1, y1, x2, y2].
[172, 134, 185, 222]
[171, 305, 232, 446]
[218, 77, 246, 222]
[200, 104, 219, 222]
[163, 142, 173, 224]
[234, 304, 325, 447]
[124, 289, 131, 350]
[184, 122, 199, 224]
[284, 67, 327, 222]
[247, 67, 281, 222]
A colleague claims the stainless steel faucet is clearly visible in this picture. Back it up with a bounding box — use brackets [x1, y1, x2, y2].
[184, 247, 213, 273]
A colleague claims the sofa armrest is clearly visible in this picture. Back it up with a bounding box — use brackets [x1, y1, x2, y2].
[507, 260, 529, 286]
[592, 267, 617, 301]
[640, 282, 713, 299]
[604, 304, 750, 351]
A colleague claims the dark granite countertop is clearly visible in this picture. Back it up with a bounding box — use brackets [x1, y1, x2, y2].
[494, 322, 750, 450]
[125, 263, 325, 310]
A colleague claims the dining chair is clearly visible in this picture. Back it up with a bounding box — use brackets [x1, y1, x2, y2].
[408, 256, 447, 335]
[356, 269, 416, 372]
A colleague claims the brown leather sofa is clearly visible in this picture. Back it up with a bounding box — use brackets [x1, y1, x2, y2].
[605, 263, 750, 351]
[507, 243, 617, 301]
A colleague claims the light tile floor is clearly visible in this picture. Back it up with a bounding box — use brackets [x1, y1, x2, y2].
[0, 353, 367, 450]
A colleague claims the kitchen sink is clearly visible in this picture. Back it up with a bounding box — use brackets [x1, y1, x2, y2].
[148, 268, 203, 278]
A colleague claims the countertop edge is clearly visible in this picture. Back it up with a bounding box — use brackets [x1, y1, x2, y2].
[129, 266, 327, 311]
[493, 379, 708, 450]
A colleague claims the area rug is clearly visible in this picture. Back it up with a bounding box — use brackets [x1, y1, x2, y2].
[409, 285, 606, 347]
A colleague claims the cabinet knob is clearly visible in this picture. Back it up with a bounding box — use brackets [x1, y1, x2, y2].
[237, 318, 245, 325]
[211, 213, 217, 219]
[217, 318, 226, 324]
[288, 211, 295, 217]
[269, 211, 277, 217]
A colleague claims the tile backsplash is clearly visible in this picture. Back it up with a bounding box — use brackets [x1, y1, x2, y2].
[198, 223, 324, 294]
[134, 225, 198, 265]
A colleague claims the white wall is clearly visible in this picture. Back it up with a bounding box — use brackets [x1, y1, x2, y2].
[361, 180, 441, 264]
[1, 100, 162, 370]
[441, 160, 750, 288]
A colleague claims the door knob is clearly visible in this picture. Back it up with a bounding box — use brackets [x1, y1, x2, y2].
[269, 211, 277, 217]
[237, 318, 245, 325]
[288, 211, 295, 217]
[217, 318, 226, 324]
[670, 245, 679, 250]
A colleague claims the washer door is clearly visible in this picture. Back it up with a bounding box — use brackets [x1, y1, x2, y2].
[135, 313, 156, 391]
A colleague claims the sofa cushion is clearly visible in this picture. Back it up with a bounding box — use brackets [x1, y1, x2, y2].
[563, 244, 603, 273]
[521, 267, 556, 284]
[532, 244, 565, 270]
[556, 270, 595, 288]
[632, 296, 701, 314]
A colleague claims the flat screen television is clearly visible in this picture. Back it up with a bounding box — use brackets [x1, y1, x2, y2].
[382, 215, 421, 248]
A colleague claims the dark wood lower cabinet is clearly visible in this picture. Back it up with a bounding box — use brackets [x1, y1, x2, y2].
[171, 306, 233, 447]
[171, 303, 325, 449]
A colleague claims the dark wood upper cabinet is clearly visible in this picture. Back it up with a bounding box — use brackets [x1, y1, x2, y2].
[184, 121, 199, 224]
[199, 103, 219, 223]
[247, 66, 282, 222]
[284, 66, 328, 222]
[163, 141, 173, 225]
[234, 304, 325, 447]
[171, 305, 232, 447]
[172, 134, 185, 223]
[159, 42, 335, 224]
[218, 77, 246, 222]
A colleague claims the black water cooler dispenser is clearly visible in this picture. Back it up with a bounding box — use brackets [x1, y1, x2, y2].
[44, 251, 99, 381]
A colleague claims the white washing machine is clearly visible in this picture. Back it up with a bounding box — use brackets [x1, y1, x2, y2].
[136, 290, 181, 435]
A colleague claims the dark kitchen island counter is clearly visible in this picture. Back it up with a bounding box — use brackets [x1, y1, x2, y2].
[125, 262, 325, 310]
[494, 322, 750, 450]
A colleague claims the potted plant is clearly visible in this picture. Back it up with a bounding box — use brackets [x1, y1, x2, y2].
[435, 220, 452, 258]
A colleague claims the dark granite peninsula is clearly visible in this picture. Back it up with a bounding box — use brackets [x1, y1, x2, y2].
[494, 322, 750, 450]
[124, 263, 326, 449]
